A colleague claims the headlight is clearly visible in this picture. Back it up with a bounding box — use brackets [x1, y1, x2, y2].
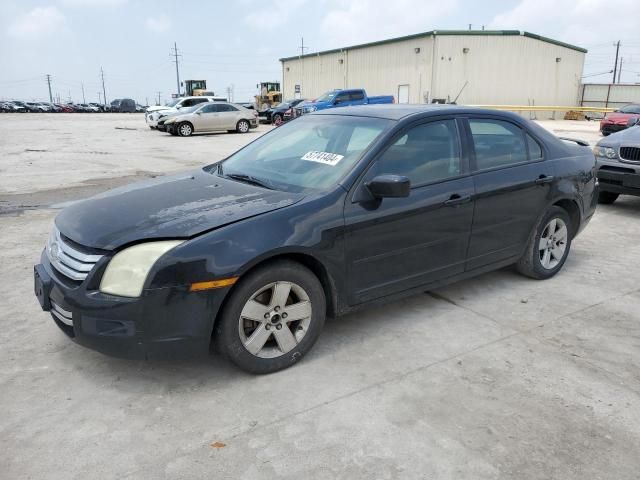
[593, 146, 618, 159]
[99, 241, 183, 297]
[164, 118, 176, 124]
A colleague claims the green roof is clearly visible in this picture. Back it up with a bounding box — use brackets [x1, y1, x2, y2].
[279, 30, 587, 62]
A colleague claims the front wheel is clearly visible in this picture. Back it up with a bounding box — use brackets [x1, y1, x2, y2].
[177, 122, 193, 137]
[598, 191, 619, 204]
[214, 261, 326, 374]
[516, 206, 572, 280]
[236, 119, 250, 133]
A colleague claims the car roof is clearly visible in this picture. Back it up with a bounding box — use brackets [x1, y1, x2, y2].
[312, 104, 525, 121]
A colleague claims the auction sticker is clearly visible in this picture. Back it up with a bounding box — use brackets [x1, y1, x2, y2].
[301, 151, 344, 166]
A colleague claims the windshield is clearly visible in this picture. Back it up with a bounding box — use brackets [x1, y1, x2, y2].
[213, 115, 391, 192]
[315, 91, 338, 102]
[165, 99, 181, 107]
[619, 104, 640, 114]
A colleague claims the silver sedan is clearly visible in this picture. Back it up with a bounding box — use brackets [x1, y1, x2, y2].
[164, 102, 258, 137]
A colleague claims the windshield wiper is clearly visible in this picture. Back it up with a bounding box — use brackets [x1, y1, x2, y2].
[224, 172, 274, 190]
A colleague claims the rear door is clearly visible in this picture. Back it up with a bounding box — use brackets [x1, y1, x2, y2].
[344, 117, 475, 304]
[464, 116, 554, 270]
[218, 104, 240, 129]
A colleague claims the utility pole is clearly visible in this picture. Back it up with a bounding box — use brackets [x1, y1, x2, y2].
[45, 74, 53, 103]
[156, 91, 162, 105]
[145, 96, 149, 107]
[299, 37, 308, 96]
[618, 57, 623, 83]
[68, 90, 72, 103]
[100, 67, 107, 106]
[81, 82, 86, 103]
[171, 42, 182, 96]
[612, 40, 621, 84]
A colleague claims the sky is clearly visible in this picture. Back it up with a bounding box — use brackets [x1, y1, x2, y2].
[1, 0, 639, 105]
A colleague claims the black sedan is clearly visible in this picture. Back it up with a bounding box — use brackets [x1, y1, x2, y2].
[259, 98, 306, 125]
[33, 105, 598, 373]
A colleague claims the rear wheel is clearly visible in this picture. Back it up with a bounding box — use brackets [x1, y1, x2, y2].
[516, 206, 572, 280]
[236, 119, 250, 133]
[215, 261, 326, 374]
[598, 191, 619, 204]
[178, 122, 193, 137]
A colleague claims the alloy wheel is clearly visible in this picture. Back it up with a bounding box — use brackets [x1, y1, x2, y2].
[538, 217, 568, 269]
[238, 120, 250, 133]
[238, 281, 312, 358]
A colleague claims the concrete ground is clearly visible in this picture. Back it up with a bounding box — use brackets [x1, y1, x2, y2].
[1, 113, 639, 479]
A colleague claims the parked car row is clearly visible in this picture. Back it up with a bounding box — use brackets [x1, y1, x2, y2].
[152, 101, 259, 136]
[0, 99, 146, 113]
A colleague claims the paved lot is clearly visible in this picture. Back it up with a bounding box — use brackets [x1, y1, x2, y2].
[1, 113, 639, 479]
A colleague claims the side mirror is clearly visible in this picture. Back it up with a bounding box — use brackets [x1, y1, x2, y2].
[367, 175, 411, 198]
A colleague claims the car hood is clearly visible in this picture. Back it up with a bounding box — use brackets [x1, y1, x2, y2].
[598, 125, 640, 146]
[604, 112, 639, 124]
[146, 105, 173, 113]
[55, 169, 305, 250]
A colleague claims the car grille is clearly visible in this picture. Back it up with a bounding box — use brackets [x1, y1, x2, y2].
[620, 147, 640, 162]
[47, 227, 103, 281]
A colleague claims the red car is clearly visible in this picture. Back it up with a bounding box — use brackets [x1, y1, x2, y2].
[600, 103, 640, 136]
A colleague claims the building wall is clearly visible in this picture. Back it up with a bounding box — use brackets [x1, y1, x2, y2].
[431, 34, 585, 106]
[580, 83, 640, 108]
[282, 33, 585, 110]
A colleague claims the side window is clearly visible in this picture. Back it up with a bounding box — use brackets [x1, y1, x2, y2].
[200, 104, 219, 113]
[350, 91, 365, 101]
[469, 119, 527, 170]
[377, 120, 461, 186]
[193, 98, 208, 105]
[218, 104, 238, 112]
[527, 134, 543, 160]
[335, 93, 350, 104]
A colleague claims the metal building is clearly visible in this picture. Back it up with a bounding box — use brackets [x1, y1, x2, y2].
[280, 30, 586, 109]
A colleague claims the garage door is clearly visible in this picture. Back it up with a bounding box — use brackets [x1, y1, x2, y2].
[398, 85, 409, 104]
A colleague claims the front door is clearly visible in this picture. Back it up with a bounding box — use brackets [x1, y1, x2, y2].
[194, 103, 222, 131]
[464, 117, 554, 270]
[344, 118, 475, 304]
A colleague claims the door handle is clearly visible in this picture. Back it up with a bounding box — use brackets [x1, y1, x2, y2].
[444, 194, 472, 207]
[535, 175, 554, 185]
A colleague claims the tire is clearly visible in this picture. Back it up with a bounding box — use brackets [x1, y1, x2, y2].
[214, 260, 326, 374]
[177, 122, 193, 137]
[516, 206, 572, 280]
[598, 191, 619, 204]
[236, 119, 250, 133]
[273, 114, 283, 126]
